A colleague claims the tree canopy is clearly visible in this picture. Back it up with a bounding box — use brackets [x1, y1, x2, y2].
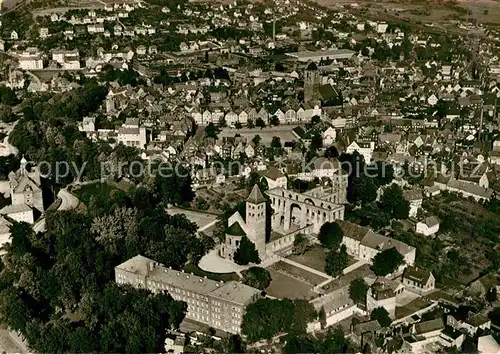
[318, 222, 343, 250]
[234, 236, 261, 265]
[325, 245, 349, 277]
[242, 298, 315, 341]
[243, 267, 271, 290]
[372, 248, 405, 276]
[379, 184, 410, 220]
[0, 181, 218, 352]
[370, 307, 392, 327]
[349, 278, 369, 304]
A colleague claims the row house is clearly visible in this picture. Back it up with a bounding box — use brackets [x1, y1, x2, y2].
[192, 105, 322, 126]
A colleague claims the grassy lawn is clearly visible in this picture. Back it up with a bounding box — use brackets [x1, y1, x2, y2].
[183, 263, 239, 283]
[272, 261, 328, 286]
[288, 245, 327, 272]
[265, 268, 318, 300]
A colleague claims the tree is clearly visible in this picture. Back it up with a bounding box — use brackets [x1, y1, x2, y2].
[310, 133, 323, 150]
[351, 176, 378, 204]
[195, 197, 210, 211]
[0, 105, 16, 122]
[252, 135, 261, 146]
[370, 307, 392, 327]
[242, 298, 315, 342]
[205, 123, 220, 139]
[247, 120, 255, 128]
[235, 122, 242, 129]
[311, 115, 321, 125]
[486, 287, 497, 303]
[270, 116, 280, 126]
[234, 237, 261, 265]
[155, 166, 195, 206]
[293, 233, 311, 255]
[372, 247, 404, 276]
[379, 184, 410, 220]
[318, 222, 343, 250]
[349, 278, 369, 304]
[319, 306, 327, 329]
[271, 136, 282, 149]
[284, 336, 315, 354]
[255, 118, 266, 128]
[324, 146, 339, 158]
[325, 246, 349, 277]
[243, 267, 271, 290]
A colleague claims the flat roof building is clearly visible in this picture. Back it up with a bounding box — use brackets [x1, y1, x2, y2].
[115, 255, 261, 334]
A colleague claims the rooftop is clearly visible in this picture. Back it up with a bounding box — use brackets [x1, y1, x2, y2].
[116, 255, 260, 305]
[246, 184, 266, 204]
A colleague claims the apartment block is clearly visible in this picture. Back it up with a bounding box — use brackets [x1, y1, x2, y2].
[115, 255, 261, 334]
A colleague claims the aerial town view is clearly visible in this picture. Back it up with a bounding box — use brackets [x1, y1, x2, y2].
[0, 0, 498, 352]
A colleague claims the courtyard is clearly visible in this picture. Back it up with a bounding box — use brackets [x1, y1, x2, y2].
[265, 267, 319, 300]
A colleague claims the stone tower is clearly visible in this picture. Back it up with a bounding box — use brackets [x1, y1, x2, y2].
[304, 61, 320, 103]
[245, 185, 267, 259]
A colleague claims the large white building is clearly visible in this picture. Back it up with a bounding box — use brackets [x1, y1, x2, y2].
[18, 47, 44, 70]
[346, 141, 376, 163]
[51, 49, 81, 69]
[115, 254, 260, 334]
[117, 118, 147, 148]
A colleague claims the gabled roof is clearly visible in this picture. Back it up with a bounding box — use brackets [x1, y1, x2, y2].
[403, 266, 432, 285]
[246, 184, 266, 204]
[225, 222, 246, 236]
[414, 318, 444, 334]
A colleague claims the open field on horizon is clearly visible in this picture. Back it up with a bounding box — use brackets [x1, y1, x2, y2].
[314, 0, 500, 26]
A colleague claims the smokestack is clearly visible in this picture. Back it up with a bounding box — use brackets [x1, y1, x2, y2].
[273, 17, 276, 42]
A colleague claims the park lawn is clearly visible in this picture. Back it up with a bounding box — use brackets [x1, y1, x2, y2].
[287, 245, 327, 272]
[265, 268, 319, 300]
[273, 261, 328, 286]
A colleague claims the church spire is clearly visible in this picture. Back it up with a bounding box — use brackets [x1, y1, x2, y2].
[20, 155, 27, 176]
[246, 184, 266, 204]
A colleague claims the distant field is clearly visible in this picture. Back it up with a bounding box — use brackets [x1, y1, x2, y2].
[314, 0, 500, 27]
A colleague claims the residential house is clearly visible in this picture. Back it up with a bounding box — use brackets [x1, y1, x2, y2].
[18, 47, 43, 70]
[346, 141, 375, 163]
[447, 312, 491, 336]
[416, 216, 439, 236]
[403, 190, 423, 218]
[1, 158, 44, 225]
[366, 279, 402, 318]
[260, 167, 287, 190]
[322, 127, 337, 146]
[402, 266, 435, 294]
